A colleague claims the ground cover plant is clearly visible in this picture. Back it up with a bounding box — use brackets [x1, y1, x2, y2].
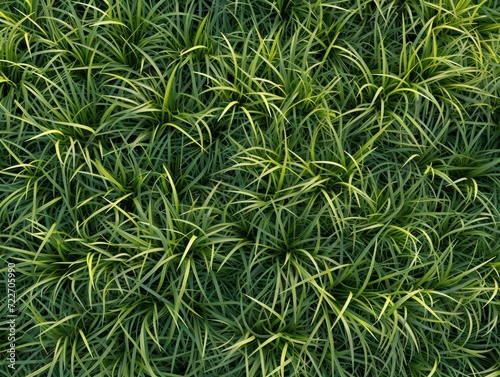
[1, 0, 500, 376]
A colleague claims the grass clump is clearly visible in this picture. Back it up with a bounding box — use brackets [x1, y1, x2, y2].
[1, 0, 500, 376]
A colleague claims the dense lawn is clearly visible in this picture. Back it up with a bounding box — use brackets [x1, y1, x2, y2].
[1, 0, 500, 376]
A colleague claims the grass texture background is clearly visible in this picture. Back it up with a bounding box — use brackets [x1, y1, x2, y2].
[1, 0, 500, 376]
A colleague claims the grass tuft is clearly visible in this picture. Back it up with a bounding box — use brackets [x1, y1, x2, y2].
[1, 0, 500, 376]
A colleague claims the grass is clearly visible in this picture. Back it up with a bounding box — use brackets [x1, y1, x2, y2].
[1, 0, 500, 376]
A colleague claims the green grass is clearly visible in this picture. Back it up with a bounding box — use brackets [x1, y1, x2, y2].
[1, 0, 500, 376]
